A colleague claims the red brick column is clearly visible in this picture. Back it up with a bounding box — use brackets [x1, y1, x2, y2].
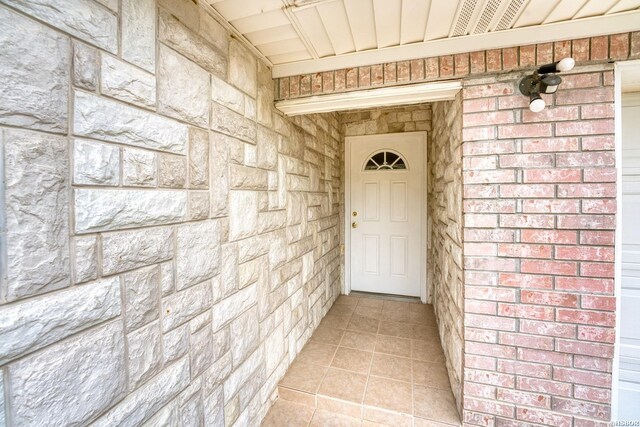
[461, 66, 616, 426]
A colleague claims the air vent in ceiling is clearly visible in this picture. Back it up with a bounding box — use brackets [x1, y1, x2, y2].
[495, 0, 526, 31]
[474, 0, 504, 34]
[452, 0, 479, 36]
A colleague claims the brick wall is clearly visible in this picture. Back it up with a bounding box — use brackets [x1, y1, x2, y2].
[461, 66, 616, 426]
[430, 92, 465, 415]
[0, 0, 341, 425]
[276, 32, 640, 100]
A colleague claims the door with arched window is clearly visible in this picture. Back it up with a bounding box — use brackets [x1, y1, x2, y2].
[346, 132, 427, 299]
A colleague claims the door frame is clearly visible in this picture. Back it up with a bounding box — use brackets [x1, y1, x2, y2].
[344, 131, 429, 303]
[613, 58, 640, 419]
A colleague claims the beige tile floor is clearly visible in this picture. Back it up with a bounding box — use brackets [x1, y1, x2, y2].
[262, 294, 462, 427]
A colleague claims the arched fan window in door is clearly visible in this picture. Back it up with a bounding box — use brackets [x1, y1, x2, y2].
[364, 150, 408, 171]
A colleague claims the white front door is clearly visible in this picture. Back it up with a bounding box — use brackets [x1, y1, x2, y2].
[347, 132, 426, 298]
[619, 93, 640, 419]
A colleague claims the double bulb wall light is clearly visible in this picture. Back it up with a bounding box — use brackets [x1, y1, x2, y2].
[518, 57, 575, 112]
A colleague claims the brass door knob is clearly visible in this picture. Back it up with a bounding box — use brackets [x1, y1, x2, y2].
[352, 222, 358, 228]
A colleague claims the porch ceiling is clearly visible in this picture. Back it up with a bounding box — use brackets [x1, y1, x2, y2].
[202, 0, 640, 77]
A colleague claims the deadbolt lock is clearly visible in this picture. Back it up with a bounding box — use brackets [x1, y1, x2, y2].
[352, 211, 358, 217]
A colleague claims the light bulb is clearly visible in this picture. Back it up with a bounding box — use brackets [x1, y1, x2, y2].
[529, 95, 546, 113]
[557, 57, 575, 72]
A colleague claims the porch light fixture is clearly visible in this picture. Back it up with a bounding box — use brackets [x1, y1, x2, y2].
[518, 57, 575, 112]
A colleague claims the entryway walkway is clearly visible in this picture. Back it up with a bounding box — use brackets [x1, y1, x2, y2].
[262, 294, 461, 426]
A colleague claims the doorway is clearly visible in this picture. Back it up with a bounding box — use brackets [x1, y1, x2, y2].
[345, 132, 427, 300]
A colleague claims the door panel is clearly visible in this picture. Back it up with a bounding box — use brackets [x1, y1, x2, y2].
[364, 182, 379, 221]
[348, 133, 425, 297]
[620, 98, 640, 419]
[364, 235, 380, 275]
[390, 236, 408, 277]
[390, 181, 408, 221]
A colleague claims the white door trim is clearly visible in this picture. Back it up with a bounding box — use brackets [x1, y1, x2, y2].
[613, 58, 640, 420]
[344, 131, 429, 303]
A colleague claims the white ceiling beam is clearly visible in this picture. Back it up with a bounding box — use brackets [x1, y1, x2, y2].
[424, 1, 459, 41]
[608, 0, 640, 14]
[373, 0, 402, 48]
[231, 9, 290, 34]
[400, 0, 431, 44]
[282, 1, 321, 59]
[198, 2, 273, 68]
[291, 6, 335, 57]
[344, 0, 378, 51]
[211, 0, 283, 22]
[543, 0, 588, 24]
[272, 9, 640, 77]
[574, 0, 620, 18]
[316, 1, 356, 54]
[275, 81, 462, 116]
[513, 0, 559, 28]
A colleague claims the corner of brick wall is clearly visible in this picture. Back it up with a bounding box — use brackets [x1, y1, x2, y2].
[461, 65, 616, 426]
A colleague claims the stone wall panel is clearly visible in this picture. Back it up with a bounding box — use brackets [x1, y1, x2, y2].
[73, 235, 99, 283]
[124, 264, 160, 332]
[211, 102, 257, 143]
[158, 153, 187, 188]
[92, 357, 190, 426]
[102, 227, 174, 275]
[127, 321, 162, 389]
[162, 280, 214, 332]
[72, 41, 98, 91]
[74, 91, 188, 154]
[176, 220, 220, 290]
[229, 40, 257, 97]
[123, 148, 157, 187]
[0, 277, 120, 364]
[0, 3, 342, 425]
[189, 192, 210, 221]
[0, 7, 69, 133]
[101, 54, 156, 109]
[189, 127, 209, 188]
[158, 45, 210, 127]
[158, 10, 227, 78]
[1, 0, 117, 52]
[75, 189, 187, 233]
[122, 0, 156, 72]
[3, 129, 70, 301]
[8, 321, 126, 426]
[73, 139, 120, 186]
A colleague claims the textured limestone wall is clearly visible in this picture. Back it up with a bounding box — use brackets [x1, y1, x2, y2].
[340, 104, 432, 137]
[0, 0, 341, 425]
[429, 94, 465, 415]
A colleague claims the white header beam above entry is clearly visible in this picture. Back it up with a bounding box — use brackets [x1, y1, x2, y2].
[275, 81, 462, 116]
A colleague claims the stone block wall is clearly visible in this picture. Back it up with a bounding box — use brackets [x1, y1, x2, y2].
[429, 93, 465, 415]
[0, 0, 341, 425]
[340, 104, 432, 137]
[461, 67, 616, 426]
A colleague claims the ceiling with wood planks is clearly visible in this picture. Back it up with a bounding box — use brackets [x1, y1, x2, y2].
[202, 0, 640, 77]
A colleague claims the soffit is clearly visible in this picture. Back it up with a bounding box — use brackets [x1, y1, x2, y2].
[202, 0, 640, 77]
